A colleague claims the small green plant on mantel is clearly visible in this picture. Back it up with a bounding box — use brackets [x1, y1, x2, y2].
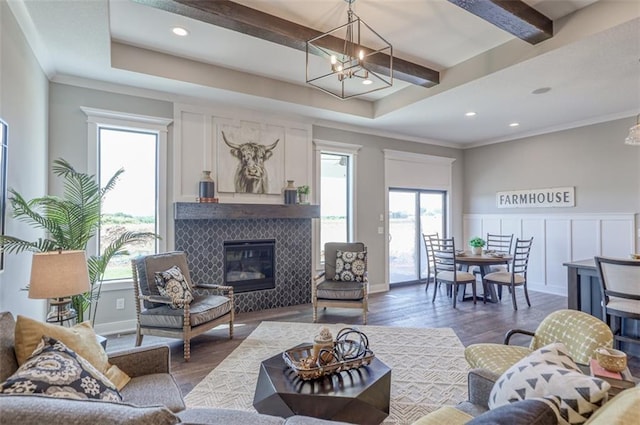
[297, 185, 310, 204]
[0, 158, 158, 324]
[469, 237, 486, 248]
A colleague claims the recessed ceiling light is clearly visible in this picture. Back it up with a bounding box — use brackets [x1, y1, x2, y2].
[172, 27, 189, 36]
[531, 87, 551, 95]
[509, 122, 520, 127]
[465, 112, 477, 117]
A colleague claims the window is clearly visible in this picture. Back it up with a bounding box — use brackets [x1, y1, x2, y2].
[98, 128, 158, 280]
[82, 107, 171, 281]
[314, 140, 361, 264]
[321, 152, 351, 246]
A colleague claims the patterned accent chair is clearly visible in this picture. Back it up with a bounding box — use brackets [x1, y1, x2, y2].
[312, 242, 368, 324]
[465, 309, 613, 375]
[131, 251, 234, 361]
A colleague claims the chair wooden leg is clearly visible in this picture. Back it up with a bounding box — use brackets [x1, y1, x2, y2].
[313, 303, 318, 323]
[184, 337, 191, 362]
[363, 299, 368, 325]
[523, 284, 531, 307]
[481, 280, 488, 304]
[471, 281, 477, 304]
[452, 284, 458, 308]
[432, 281, 438, 303]
[135, 326, 143, 346]
[510, 284, 518, 311]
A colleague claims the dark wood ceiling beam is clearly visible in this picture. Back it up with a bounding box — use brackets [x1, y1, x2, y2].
[447, 0, 552, 44]
[132, 0, 439, 87]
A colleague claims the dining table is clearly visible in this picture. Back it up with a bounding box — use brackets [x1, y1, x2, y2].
[454, 251, 513, 303]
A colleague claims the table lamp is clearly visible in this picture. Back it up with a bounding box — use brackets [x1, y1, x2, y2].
[28, 250, 91, 323]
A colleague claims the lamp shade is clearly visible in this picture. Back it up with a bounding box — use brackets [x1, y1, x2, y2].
[29, 250, 90, 299]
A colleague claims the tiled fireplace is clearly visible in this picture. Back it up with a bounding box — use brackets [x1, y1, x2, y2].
[174, 203, 320, 312]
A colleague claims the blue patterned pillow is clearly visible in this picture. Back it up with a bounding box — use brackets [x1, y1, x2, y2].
[0, 336, 121, 401]
[334, 250, 367, 282]
[154, 265, 194, 309]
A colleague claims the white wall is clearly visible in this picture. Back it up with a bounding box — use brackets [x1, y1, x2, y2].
[313, 126, 465, 292]
[0, 2, 49, 319]
[463, 118, 640, 294]
[47, 83, 172, 333]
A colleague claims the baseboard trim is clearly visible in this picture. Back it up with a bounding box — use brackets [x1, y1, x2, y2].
[94, 319, 136, 336]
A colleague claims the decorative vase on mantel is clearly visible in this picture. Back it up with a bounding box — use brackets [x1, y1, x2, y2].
[284, 180, 297, 205]
[198, 171, 218, 203]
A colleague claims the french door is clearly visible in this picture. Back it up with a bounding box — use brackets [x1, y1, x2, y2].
[388, 189, 447, 285]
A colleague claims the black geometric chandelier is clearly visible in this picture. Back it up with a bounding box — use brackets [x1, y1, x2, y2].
[306, 0, 393, 100]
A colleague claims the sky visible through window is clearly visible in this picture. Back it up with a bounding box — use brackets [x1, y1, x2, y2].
[99, 127, 157, 279]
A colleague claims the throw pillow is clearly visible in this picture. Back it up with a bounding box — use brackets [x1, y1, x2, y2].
[14, 315, 130, 390]
[489, 342, 610, 425]
[467, 398, 558, 425]
[154, 265, 194, 309]
[334, 250, 367, 282]
[0, 336, 122, 401]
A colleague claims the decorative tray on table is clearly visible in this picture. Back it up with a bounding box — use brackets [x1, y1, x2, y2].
[282, 328, 374, 381]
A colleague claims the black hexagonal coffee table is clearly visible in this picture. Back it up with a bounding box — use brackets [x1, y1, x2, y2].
[253, 347, 391, 424]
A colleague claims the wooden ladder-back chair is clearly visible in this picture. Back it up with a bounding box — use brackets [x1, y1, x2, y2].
[421, 233, 439, 296]
[483, 237, 533, 310]
[432, 236, 476, 308]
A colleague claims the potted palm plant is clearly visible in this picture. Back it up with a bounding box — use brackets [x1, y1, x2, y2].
[469, 237, 486, 255]
[0, 158, 158, 324]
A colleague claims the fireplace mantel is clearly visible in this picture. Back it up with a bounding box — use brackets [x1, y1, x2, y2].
[174, 202, 320, 220]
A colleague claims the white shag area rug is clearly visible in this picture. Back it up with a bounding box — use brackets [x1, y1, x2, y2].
[185, 321, 469, 424]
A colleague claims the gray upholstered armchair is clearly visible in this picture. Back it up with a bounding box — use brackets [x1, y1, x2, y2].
[312, 242, 368, 324]
[131, 251, 234, 361]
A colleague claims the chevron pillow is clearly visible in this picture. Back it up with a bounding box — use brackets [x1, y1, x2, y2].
[489, 342, 610, 425]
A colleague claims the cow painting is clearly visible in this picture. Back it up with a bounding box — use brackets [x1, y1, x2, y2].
[222, 131, 280, 194]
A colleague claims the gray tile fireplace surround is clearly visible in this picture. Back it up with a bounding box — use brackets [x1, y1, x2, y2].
[174, 203, 320, 312]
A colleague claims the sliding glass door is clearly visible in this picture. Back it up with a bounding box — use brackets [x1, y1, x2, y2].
[388, 189, 446, 285]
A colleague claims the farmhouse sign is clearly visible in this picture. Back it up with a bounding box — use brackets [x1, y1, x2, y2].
[496, 187, 575, 208]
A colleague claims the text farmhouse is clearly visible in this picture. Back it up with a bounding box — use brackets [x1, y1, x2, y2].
[496, 187, 575, 208]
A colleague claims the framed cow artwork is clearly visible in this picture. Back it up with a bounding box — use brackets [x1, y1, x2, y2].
[217, 124, 285, 195]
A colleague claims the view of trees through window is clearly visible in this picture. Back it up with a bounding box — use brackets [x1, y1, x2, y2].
[99, 127, 158, 280]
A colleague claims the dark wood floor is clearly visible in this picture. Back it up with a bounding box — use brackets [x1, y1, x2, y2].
[107, 284, 639, 396]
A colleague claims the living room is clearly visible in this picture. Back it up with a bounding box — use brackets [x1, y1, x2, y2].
[1, 1, 639, 424]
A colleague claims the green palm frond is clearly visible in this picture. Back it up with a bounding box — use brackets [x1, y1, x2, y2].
[2, 158, 159, 324]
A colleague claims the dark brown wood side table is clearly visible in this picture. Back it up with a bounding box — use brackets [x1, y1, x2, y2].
[253, 348, 391, 424]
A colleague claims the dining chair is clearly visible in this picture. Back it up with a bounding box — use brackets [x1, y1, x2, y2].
[421, 233, 439, 296]
[486, 233, 514, 270]
[472, 233, 514, 276]
[431, 236, 476, 307]
[594, 256, 640, 350]
[482, 237, 533, 310]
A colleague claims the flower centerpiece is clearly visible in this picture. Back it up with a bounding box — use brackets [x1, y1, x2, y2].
[469, 237, 486, 255]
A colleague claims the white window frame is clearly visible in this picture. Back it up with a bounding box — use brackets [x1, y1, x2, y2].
[313, 139, 362, 270]
[81, 107, 172, 286]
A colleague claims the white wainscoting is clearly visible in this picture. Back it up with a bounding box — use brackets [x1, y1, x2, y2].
[463, 213, 636, 296]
